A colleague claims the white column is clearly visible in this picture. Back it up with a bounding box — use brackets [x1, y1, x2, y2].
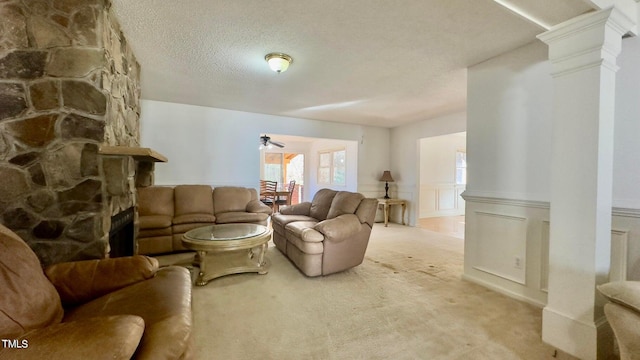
[537, 8, 633, 360]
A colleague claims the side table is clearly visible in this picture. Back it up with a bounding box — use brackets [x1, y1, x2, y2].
[377, 198, 407, 227]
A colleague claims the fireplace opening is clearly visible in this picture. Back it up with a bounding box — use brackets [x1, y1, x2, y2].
[109, 207, 135, 257]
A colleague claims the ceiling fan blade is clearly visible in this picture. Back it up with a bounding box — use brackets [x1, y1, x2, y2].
[270, 141, 285, 148]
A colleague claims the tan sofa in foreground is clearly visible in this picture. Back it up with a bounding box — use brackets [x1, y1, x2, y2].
[137, 185, 273, 255]
[0, 223, 193, 360]
[271, 189, 377, 277]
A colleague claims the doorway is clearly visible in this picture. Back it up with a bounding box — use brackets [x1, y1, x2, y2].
[263, 152, 304, 204]
[417, 132, 466, 239]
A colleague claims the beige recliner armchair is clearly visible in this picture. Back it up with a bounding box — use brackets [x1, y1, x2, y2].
[0, 223, 193, 359]
[598, 281, 640, 360]
[271, 188, 377, 277]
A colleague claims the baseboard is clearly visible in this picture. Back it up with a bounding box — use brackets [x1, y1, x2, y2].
[461, 273, 546, 308]
[541, 306, 614, 360]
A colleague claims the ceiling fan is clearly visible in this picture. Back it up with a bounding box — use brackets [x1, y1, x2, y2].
[259, 134, 285, 149]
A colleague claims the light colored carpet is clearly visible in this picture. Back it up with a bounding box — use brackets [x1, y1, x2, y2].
[175, 224, 577, 360]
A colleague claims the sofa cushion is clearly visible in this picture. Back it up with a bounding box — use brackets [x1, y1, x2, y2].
[272, 214, 317, 226]
[44, 256, 159, 307]
[172, 223, 214, 235]
[0, 224, 63, 338]
[215, 211, 269, 224]
[8, 315, 144, 360]
[598, 281, 640, 314]
[138, 186, 174, 217]
[139, 215, 172, 229]
[285, 221, 324, 255]
[64, 266, 192, 360]
[137, 236, 173, 255]
[174, 185, 214, 216]
[285, 221, 323, 242]
[213, 187, 253, 214]
[279, 202, 311, 216]
[173, 213, 216, 225]
[272, 214, 317, 235]
[285, 234, 324, 256]
[309, 189, 338, 221]
[138, 227, 173, 238]
[326, 191, 364, 219]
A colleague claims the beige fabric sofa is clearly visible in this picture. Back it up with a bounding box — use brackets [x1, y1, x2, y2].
[271, 189, 377, 277]
[0, 223, 192, 360]
[598, 281, 640, 360]
[137, 185, 272, 255]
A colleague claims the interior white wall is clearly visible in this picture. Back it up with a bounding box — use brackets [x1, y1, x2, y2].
[613, 36, 640, 209]
[306, 139, 358, 196]
[466, 41, 554, 202]
[419, 133, 466, 184]
[139, 100, 389, 198]
[389, 111, 467, 225]
[463, 41, 567, 307]
[418, 133, 466, 217]
[611, 36, 640, 282]
[463, 36, 640, 308]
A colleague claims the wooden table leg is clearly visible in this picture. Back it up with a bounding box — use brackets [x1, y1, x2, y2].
[384, 204, 389, 227]
[195, 250, 208, 286]
[258, 243, 268, 275]
[401, 203, 406, 225]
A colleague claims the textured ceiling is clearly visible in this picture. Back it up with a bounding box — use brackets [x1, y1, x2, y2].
[110, 0, 594, 128]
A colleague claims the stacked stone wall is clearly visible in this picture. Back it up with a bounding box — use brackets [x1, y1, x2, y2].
[0, 0, 141, 265]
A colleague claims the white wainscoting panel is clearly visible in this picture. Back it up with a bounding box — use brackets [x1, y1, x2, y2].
[540, 221, 550, 293]
[420, 188, 437, 214]
[419, 183, 465, 218]
[464, 192, 640, 307]
[612, 212, 640, 280]
[473, 211, 528, 285]
[463, 193, 550, 307]
[539, 225, 629, 287]
[609, 230, 629, 282]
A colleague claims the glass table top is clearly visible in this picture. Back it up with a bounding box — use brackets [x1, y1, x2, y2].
[184, 224, 268, 242]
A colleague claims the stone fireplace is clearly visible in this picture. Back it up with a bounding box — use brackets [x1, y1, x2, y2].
[0, 0, 163, 265]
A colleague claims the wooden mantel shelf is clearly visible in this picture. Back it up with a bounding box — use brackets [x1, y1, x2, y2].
[99, 146, 168, 162]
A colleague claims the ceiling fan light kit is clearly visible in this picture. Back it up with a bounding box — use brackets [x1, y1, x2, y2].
[259, 134, 285, 150]
[265, 53, 293, 73]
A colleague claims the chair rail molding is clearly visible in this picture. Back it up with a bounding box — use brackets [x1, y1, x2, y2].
[461, 190, 550, 209]
[612, 207, 640, 218]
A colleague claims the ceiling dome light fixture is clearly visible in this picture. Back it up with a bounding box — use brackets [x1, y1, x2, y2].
[265, 53, 293, 73]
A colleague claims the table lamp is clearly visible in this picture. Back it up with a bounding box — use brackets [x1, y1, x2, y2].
[379, 171, 394, 199]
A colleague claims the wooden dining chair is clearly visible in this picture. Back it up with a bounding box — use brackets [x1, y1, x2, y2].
[274, 180, 296, 212]
[259, 180, 277, 210]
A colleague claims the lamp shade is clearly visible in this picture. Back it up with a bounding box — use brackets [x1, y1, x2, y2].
[265, 53, 292, 73]
[379, 171, 394, 182]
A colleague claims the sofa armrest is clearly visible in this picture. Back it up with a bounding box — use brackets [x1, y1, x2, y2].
[0, 315, 144, 360]
[314, 214, 362, 243]
[45, 255, 159, 307]
[598, 281, 640, 313]
[246, 199, 273, 215]
[280, 202, 311, 215]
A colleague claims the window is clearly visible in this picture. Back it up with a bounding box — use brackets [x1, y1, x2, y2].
[318, 149, 346, 186]
[455, 151, 467, 185]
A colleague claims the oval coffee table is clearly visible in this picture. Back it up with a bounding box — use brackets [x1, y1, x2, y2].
[182, 224, 271, 286]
